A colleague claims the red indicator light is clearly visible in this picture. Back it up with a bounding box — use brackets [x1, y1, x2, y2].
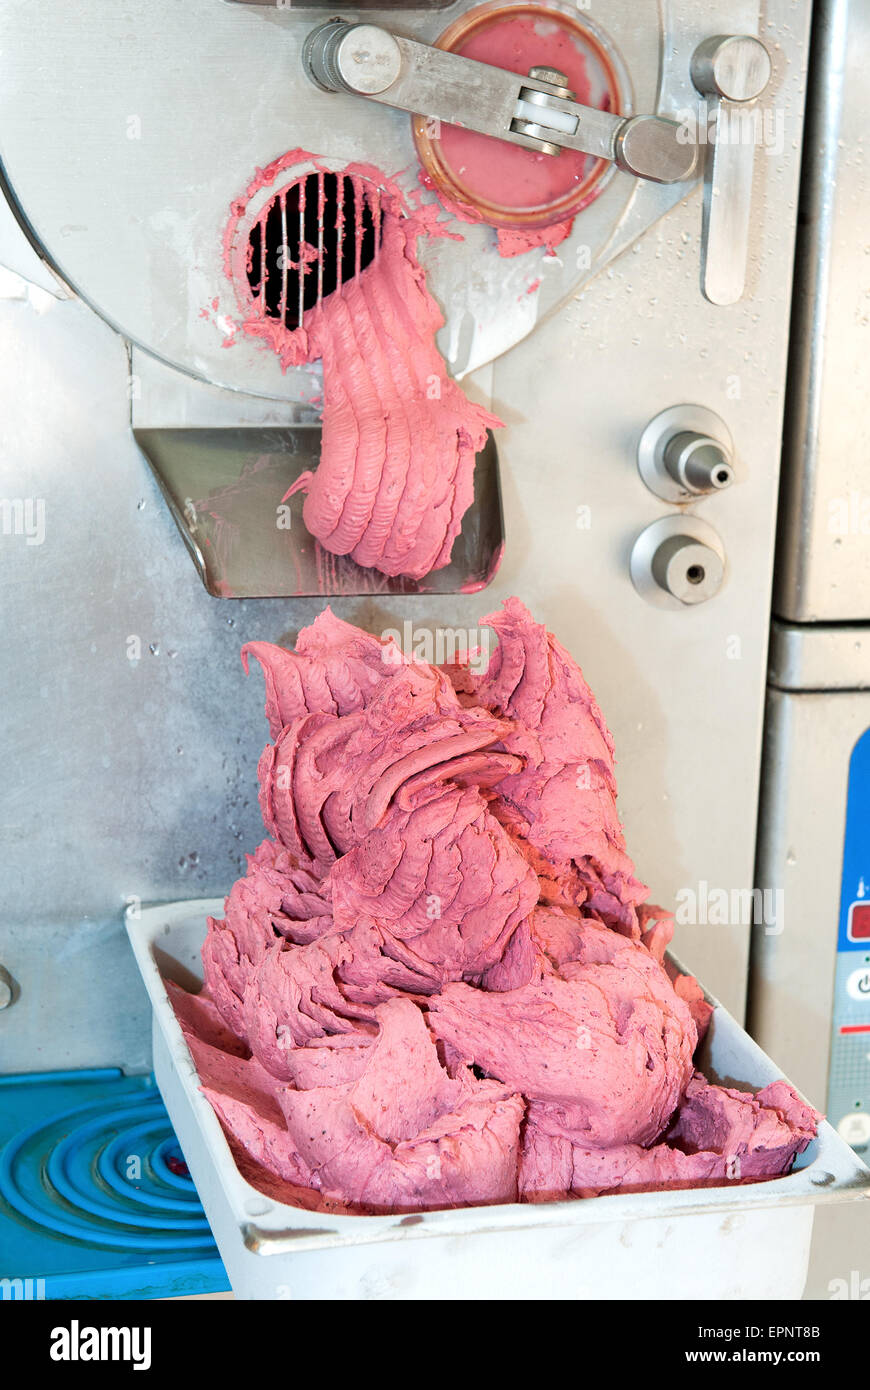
[848, 903, 870, 941]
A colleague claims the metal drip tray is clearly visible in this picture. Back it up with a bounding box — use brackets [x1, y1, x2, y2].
[135, 425, 504, 599]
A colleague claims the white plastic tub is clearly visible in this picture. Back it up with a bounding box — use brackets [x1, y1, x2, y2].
[127, 900, 870, 1300]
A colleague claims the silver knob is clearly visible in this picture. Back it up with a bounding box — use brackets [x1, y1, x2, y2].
[303, 20, 403, 95]
[615, 116, 697, 185]
[630, 515, 727, 609]
[651, 534, 725, 605]
[691, 35, 772, 305]
[527, 66, 572, 99]
[663, 432, 734, 494]
[691, 34, 772, 103]
[638, 405, 736, 502]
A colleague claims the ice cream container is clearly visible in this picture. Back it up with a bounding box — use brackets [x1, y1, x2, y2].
[127, 899, 870, 1301]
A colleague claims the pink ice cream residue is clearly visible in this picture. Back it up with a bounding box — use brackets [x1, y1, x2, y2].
[416, 8, 615, 258]
[170, 600, 820, 1214]
[223, 152, 501, 582]
[437, 15, 599, 206]
[417, 166, 576, 260]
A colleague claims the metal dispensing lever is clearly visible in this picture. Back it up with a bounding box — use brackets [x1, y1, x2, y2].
[302, 19, 697, 184]
[303, 21, 772, 304]
[691, 35, 772, 305]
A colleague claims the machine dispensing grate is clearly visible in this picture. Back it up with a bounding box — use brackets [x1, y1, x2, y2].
[132, 159, 504, 600]
[246, 171, 383, 330]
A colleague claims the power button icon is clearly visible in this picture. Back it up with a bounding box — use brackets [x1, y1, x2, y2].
[847, 967, 870, 1002]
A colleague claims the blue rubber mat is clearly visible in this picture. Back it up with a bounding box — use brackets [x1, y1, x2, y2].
[0, 1068, 229, 1299]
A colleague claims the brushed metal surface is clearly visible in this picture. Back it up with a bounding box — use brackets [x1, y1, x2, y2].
[691, 36, 772, 304]
[770, 620, 870, 692]
[775, 0, 870, 621]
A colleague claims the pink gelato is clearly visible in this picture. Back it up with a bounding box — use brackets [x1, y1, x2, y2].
[436, 12, 603, 216]
[170, 599, 819, 1213]
[225, 153, 500, 581]
[414, 6, 616, 257]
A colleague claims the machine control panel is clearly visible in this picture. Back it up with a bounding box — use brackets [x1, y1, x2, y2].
[848, 902, 870, 941]
[828, 727, 870, 1155]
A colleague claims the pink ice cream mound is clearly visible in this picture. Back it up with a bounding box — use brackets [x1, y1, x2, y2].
[171, 599, 819, 1213]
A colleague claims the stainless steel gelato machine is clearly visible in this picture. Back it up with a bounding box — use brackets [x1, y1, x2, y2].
[1, 0, 867, 1300]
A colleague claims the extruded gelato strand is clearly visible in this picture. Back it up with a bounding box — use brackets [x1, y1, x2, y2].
[172, 600, 819, 1213]
[226, 153, 500, 581]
